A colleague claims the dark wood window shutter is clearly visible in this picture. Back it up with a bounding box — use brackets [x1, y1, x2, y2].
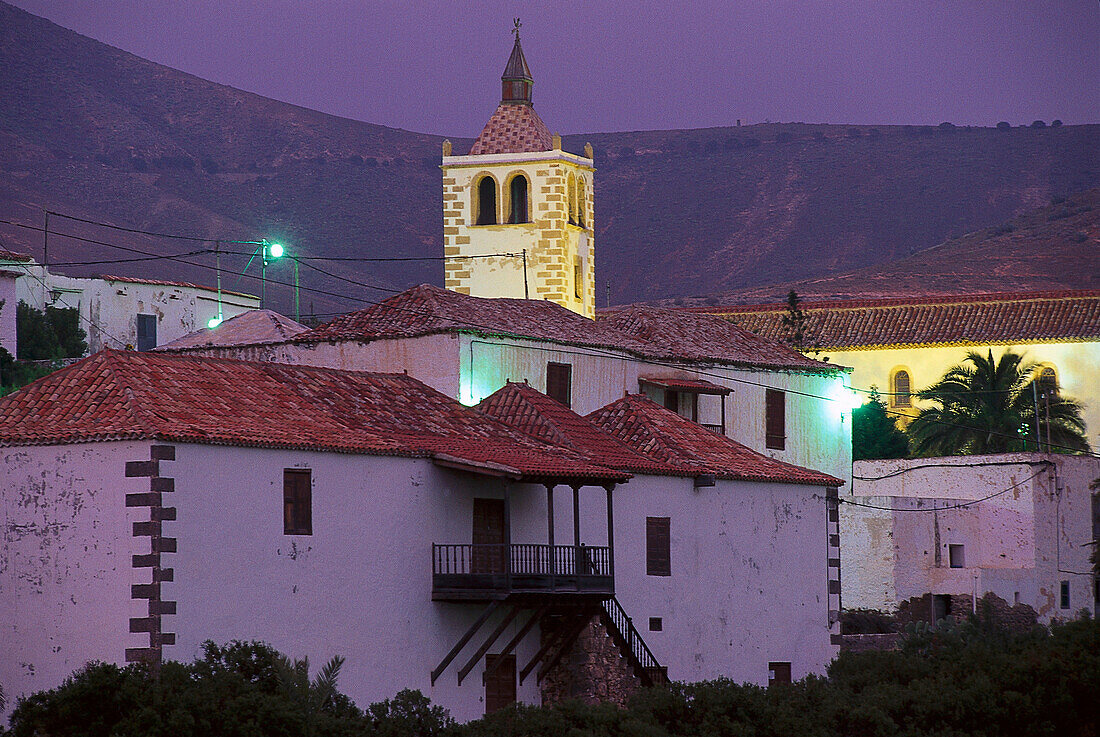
[765, 389, 786, 450]
[769, 661, 792, 685]
[283, 469, 312, 535]
[664, 389, 679, 412]
[646, 516, 671, 576]
[484, 654, 516, 713]
[546, 362, 572, 407]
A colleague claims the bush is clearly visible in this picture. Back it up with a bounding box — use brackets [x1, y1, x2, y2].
[1031, 119, 1047, 128]
[15, 301, 86, 361]
[1052, 119, 1063, 128]
[996, 121, 1011, 130]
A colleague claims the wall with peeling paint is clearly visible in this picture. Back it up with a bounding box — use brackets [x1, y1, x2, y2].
[576, 474, 837, 684]
[841, 454, 1099, 621]
[12, 263, 259, 353]
[0, 270, 17, 354]
[1, 441, 148, 714]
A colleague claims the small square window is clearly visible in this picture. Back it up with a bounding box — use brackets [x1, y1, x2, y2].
[1060, 580, 1070, 610]
[768, 661, 792, 686]
[649, 617, 663, 632]
[948, 544, 965, 568]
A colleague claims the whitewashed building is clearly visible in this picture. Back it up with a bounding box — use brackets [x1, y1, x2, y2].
[0, 253, 259, 354]
[1, 349, 845, 718]
[0, 249, 30, 354]
[841, 453, 1100, 622]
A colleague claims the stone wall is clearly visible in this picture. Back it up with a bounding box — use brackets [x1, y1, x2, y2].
[896, 592, 1039, 633]
[540, 613, 642, 707]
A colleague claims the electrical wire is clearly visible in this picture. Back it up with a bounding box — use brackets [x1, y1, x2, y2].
[839, 467, 1049, 512]
[853, 459, 1056, 481]
[9, 262, 130, 349]
[5, 211, 1100, 458]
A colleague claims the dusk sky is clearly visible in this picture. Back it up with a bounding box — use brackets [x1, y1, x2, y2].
[10, 1, 1100, 137]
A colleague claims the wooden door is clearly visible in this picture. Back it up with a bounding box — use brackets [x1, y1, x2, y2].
[472, 498, 505, 573]
[484, 654, 516, 713]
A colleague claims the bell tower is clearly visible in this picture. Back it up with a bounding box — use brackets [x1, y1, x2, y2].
[441, 21, 596, 318]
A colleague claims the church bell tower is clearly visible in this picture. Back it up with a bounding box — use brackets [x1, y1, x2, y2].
[441, 21, 596, 318]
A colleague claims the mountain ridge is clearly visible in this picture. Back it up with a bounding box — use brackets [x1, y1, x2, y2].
[2, 1, 1097, 315]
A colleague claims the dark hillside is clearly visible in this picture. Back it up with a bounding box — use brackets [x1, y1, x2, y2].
[2, 1, 1097, 314]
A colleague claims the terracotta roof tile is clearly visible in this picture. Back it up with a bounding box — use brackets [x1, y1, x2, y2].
[587, 394, 844, 487]
[158, 309, 307, 350]
[0, 350, 628, 483]
[98, 274, 257, 300]
[694, 291, 1100, 349]
[469, 103, 553, 155]
[478, 382, 691, 477]
[299, 285, 835, 373]
[0, 249, 33, 262]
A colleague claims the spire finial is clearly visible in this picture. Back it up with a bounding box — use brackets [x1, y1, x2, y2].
[501, 19, 533, 104]
[513, 17, 521, 40]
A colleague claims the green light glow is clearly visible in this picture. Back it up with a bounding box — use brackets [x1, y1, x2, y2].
[268, 243, 284, 259]
[207, 316, 223, 329]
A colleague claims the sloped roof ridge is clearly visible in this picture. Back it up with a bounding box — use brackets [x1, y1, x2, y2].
[688, 289, 1100, 314]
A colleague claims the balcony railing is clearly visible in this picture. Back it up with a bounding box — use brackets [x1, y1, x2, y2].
[432, 543, 613, 599]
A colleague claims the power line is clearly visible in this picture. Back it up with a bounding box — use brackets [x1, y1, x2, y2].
[853, 459, 1054, 481]
[4, 213, 1098, 457]
[839, 467, 1050, 512]
[9, 262, 130, 349]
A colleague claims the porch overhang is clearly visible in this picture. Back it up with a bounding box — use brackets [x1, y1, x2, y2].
[640, 376, 731, 395]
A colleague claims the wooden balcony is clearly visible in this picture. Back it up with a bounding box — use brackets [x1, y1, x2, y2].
[432, 543, 614, 601]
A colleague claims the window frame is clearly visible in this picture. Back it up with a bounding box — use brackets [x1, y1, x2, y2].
[283, 469, 313, 536]
[136, 313, 157, 352]
[474, 175, 498, 225]
[948, 544, 965, 568]
[1060, 580, 1070, 610]
[507, 173, 530, 224]
[646, 516, 671, 577]
[765, 388, 786, 450]
[892, 369, 912, 408]
[546, 362, 572, 408]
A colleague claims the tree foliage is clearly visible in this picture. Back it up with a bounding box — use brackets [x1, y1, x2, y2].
[16, 300, 87, 360]
[907, 349, 1088, 456]
[7, 620, 1098, 737]
[780, 290, 813, 351]
[853, 389, 910, 460]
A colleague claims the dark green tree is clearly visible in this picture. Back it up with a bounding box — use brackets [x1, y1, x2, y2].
[907, 349, 1088, 456]
[780, 290, 812, 351]
[853, 389, 910, 460]
[15, 300, 86, 360]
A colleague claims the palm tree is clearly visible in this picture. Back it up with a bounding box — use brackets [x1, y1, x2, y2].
[907, 349, 1089, 456]
[276, 653, 346, 735]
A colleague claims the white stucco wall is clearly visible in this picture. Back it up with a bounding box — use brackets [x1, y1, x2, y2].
[0, 270, 17, 355]
[825, 342, 1100, 452]
[12, 264, 259, 353]
[842, 454, 1099, 621]
[590, 475, 837, 684]
[1, 441, 150, 714]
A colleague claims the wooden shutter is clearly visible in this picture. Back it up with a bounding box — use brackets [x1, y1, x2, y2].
[283, 469, 312, 535]
[664, 389, 679, 412]
[768, 661, 792, 685]
[765, 389, 785, 450]
[484, 654, 516, 713]
[546, 362, 572, 407]
[646, 516, 670, 576]
[136, 314, 157, 352]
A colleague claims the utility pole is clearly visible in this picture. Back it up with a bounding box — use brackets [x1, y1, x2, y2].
[522, 249, 529, 299]
[1032, 382, 1041, 451]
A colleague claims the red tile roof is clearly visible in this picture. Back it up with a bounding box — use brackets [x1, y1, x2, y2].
[599, 306, 834, 370]
[587, 394, 844, 487]
[158, 309, 307, 350]
[639, 376, 732, 395]
[477, 382, 692, 477]
[299, 284, 836, 373]
[469, 103, 553, 155]
[0, 350, 628, 483]
[689, 290, 1100, 350]
[0, 249, 33, 262]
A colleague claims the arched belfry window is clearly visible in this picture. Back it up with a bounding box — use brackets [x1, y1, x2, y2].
[577, 178, 586, 228]
[509, 175, 530, 224]
[567, 174, 578, 225]
[1038, 366, 1058, 397]
[476, 176, 497, 225]
[892, 370, 912, 407]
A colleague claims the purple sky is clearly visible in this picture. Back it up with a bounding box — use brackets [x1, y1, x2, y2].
[11, 0, 1100, 136]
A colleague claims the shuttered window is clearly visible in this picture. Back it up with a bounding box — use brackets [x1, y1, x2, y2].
[136, 314, 157, 352]
[646, 516, 671, 576]
[893, 370, 912, 407]
[768, 662, 792, 685]
[765, 389, 785, 450]
[283, 469, 312, 535]
[546, 362, 572, 407]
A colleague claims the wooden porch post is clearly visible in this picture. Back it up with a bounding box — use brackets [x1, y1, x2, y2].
[546, 483, 556, 590]
[605, 483, 616, 582]
[503, 482, 512, 590]
[572, 484, 581, 576]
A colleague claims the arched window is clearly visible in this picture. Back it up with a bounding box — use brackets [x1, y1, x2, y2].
[475, 176, 497, 225]
[892, 370, 912, 407]
[567, 173, 577, 225]
[1038, 366, 1058, 397]
[577, 178, 586, 228]
[508, 175, 529, 224]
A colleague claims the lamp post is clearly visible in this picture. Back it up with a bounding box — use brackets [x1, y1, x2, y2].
[261, 239, 284, 308]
